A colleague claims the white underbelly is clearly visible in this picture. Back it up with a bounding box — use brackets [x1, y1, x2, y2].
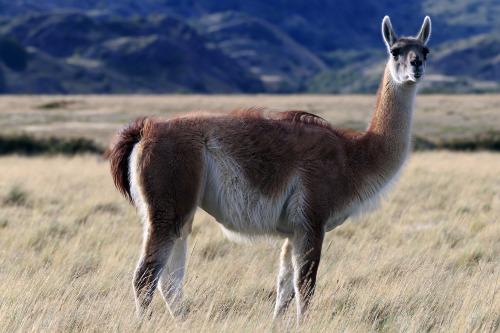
[201, 149, 299, 238]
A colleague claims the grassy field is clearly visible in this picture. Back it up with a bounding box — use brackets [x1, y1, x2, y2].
[0, 95, 499, 332]
[0, 152, 499, 332]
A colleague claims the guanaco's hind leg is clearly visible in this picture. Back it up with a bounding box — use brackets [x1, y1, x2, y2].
[131, 130, 204, 319]
[158, 218, 193, 319]
[133, 225, 175, 318]
[291, 227, 325, 323]
[273, 238, 295, 319]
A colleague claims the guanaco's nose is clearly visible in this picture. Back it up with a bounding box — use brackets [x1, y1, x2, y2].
[410, 56, 423, 67]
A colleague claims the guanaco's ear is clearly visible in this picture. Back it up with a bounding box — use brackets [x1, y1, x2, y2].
[417, 16, 431, 44]
[382, 16, 397, 51]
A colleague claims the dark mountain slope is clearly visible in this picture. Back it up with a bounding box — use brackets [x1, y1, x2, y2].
[196, 11, 328, 92]
[2, 0, 497, 50]
[0, 13, 264, 93]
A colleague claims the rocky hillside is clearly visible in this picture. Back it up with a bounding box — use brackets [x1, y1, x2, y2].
[0, 0, 498, 94]
[0, 13, 264, 93]
[195, 12, 328, 92]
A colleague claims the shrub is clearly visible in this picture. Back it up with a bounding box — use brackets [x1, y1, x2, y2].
[0, 134, 103, 155]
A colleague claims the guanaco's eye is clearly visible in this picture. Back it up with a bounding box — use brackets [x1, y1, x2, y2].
[423, 47, 430, 60]
[390, 48, 400, 60]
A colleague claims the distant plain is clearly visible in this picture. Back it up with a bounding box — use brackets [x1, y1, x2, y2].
[1, 94, 499, 148]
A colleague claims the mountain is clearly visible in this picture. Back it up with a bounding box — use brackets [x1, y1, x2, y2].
[3, 0, 498, 49]
[424, 34, 500, 93]
[194, 11, 328, 92]
[0, 0, 499, 94]
[0, 13, 264, 93]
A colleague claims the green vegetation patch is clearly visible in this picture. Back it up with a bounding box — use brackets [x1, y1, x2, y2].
[0, 134, 103, 155]
[36, 100, 79, 110]
[413, 132, 500, 151]
[438, 132, 500, 151]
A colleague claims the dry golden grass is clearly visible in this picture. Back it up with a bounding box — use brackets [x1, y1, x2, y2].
[1, 152, 499, 332]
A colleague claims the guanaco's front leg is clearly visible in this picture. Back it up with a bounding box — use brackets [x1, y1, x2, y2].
[291, 227, 325, 323]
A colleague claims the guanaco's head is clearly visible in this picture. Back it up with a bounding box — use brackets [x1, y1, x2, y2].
[382, 16, 431, 84]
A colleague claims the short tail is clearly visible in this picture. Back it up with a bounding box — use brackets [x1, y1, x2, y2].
[109, 117, 150, 204]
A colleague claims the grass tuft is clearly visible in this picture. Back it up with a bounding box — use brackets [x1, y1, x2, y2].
[3, 184, 29, 206]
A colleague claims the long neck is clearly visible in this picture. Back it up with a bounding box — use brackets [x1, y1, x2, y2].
[368, 65, 417, 158]
[348, 64, 418, 195]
